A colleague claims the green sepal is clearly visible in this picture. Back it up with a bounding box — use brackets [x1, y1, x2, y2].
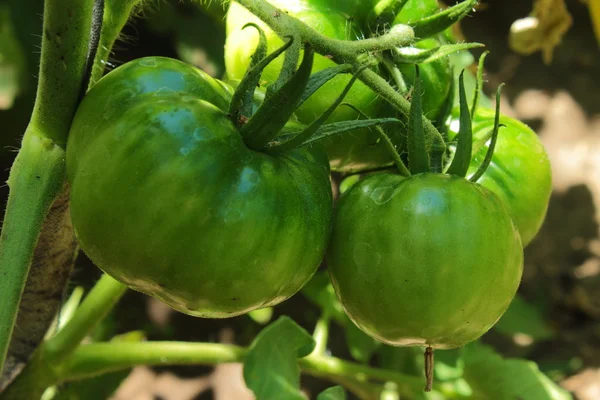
[412, 0, 478, 39]
[446, 71, 472, 177]
[266, 65, 366, 153]
[341, 103, 410, 177]
[229, 34, 293, 127]
[241, 45, 314, 150]
[435, 72, 455, 140]
[470, 84, 504, 183]
[393, 42, 484, 64]
[228, 23, 268, 126]
[407, 66, 430, 174]
[297, 64, 353, 108]
[266, 35, 301, 98]
[368, 0, 409, 32]
[294, 118, 403, 149]
[471, 50, 490, 117]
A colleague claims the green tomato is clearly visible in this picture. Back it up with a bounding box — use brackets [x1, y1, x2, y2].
[449, 108, 552, 246]
[225, 0, 395, 172]
[67, 56, 333, 318]
[327, 173, 523, 348]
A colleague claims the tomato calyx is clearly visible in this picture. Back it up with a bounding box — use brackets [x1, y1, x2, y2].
[371, 59, 503, 181]
[228, 28, 405, 153]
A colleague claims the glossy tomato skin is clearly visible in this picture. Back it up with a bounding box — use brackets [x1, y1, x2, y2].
[327, 173, 523, 349]
[67, 57, 333, 318]
[225, 1, 396, 172]
[449, 108, 552, 246]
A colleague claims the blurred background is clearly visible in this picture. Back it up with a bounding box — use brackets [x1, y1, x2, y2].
[1, 0, 600, 399]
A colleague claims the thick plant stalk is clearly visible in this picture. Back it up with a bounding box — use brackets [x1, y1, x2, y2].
[0, 0, 96, 377]
[0, 186, 77, 391]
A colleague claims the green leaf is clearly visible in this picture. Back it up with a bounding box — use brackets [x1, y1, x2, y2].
[463, 343, 572, 400]
[317, 386, 346, 400]
[494, 295, 554, 340]
[244, 316, 315, 400]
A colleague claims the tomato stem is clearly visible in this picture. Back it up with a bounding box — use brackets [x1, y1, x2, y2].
[89, 0, 144, 87]
[0, 0, 97, 376]
[44, 274, 127, 364]
[424, 346, 434, 392]
[311, 312, 330, 356]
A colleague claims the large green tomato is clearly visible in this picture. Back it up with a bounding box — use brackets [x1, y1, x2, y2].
[327, 173, 523, 348]
[225, 0, 395, 172]
[67, 57, 333, 318]
[449, 108, 552, 246]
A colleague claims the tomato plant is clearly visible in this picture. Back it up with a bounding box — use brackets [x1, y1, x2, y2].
[448, 107, 552, 245]
[0, 1, 569, 399]
[67, 56, 334, 318]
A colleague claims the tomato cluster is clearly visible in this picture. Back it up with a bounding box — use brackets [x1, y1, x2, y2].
[66, 0, 551, 364]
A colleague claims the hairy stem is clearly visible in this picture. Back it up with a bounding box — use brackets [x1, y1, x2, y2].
[89, 0, 144, 86]
[57, 341, 429, 396]
[0, 0, 97, 376]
